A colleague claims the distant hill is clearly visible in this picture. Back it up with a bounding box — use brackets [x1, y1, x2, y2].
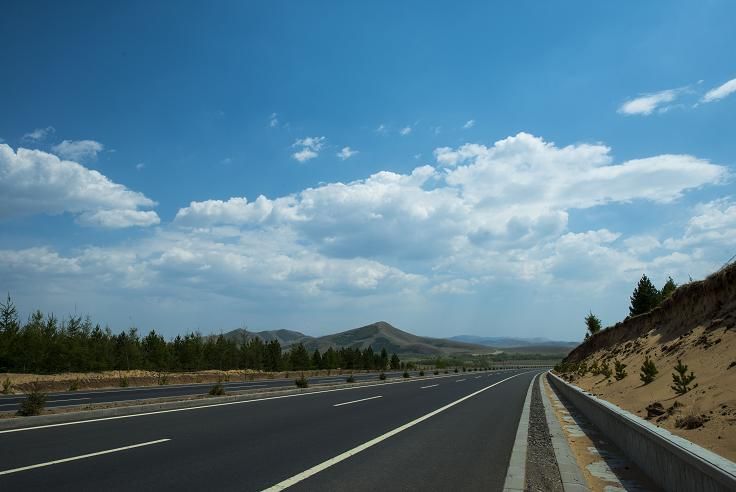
[222, 321, 493, 356]
[449, 335, 578, 351]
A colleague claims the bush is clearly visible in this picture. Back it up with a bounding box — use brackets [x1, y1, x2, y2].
[403, 371, 410, 378]
[17, 383, 46, 416]
[444, 370, 448, 374]
[68, 378, 81, 391]
[295, 375, 309, 388]
[614, 360, 627, 381]
[2, 377, 13, 394]
[119, 376, 129, 387]
[454, 368, 458, 373]
[671, 360, 697, 395]
[600, 362, 612, 379]
[157, 372, 169, 386]
[433, 370, 439, 375]
[640, 357, 658, 385]
[209, 382, 225, 396]
[346, 374, 355, 383]
[419, 370, 425, 376]
[379, 372, 386, 380]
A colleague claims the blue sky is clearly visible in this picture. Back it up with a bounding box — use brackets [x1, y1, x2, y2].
[1, 1, 734, 341]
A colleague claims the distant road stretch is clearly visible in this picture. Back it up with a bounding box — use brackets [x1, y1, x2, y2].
[0, 369, 540, 491]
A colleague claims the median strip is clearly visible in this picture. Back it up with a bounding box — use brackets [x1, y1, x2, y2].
[261, 371, 531, 491]
[0, 438, 171, 476]
[333, 396, 383, 407]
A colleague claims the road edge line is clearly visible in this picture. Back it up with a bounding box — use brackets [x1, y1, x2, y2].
[502, 373, 537, 491]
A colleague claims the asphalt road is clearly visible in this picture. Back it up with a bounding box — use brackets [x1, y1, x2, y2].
[0, 368, 540, 491]
[0, 370, 420, 411]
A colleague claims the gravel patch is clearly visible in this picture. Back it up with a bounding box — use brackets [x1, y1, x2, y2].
[525, 376, 564, 492]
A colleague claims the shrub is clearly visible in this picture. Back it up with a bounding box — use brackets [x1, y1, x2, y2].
[295, 375, 309, 388]
[433, 370, 439, 375]
[17, 383, 46, 416]
[600, 363, 611, 379]
[2, 377, 13, 394]
[640, 357, 658, 385]
[419, 370, 425, 376]
[209, 382, 225, 396]
[462, 367, 466, 372]
[346, 374, 355, 383]
[454, 368, 458, 373]
[444, 370, 448, 374]
[614, 360, 627, 381]
[403, 371, 410, 378]
[68, 378, 81, 391]
[119, 376, 129, 388]
[379, 372, 386, 380]
[157, 372, 169, 386]
[671, 360, 697, 395]
[675, 414, 706, 430]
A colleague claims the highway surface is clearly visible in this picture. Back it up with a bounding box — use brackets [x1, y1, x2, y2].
[0, 371, 418, 411]
[0, 369, 540, 491]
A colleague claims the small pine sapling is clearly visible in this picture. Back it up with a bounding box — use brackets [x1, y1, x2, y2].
[614, 359, 627, 381]
[671, 360, 697, 395]
[640, 357, 658, 385]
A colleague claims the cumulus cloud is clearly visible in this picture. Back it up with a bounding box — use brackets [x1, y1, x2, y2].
[51, 139, 104, 161]
[23, 126, 55, 142]
[269, 113, 279, 127]
[618, 88, 680, 115]
[463, 119, 475, 129]
[292, 136, 325, 162]
[337, 146, 358, 160]
[0, 144, 159, 228]
[399, 126, 412, 136]
[702, 77, 736, 103]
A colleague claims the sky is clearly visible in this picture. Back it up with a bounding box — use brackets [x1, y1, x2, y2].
[1, 1, 735, 341]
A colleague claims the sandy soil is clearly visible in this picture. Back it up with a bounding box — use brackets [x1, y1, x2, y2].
[560, 322, 736, 462]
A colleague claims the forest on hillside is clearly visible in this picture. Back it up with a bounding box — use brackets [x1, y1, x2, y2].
[0, 296, 402, 374]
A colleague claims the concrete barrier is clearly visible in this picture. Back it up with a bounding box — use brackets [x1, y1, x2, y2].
[547, 372, 736, 492]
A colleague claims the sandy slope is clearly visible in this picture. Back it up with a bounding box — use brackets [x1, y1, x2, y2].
[558, 263, 736, 461]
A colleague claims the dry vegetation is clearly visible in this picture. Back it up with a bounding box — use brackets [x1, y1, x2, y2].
[557, 263, 736, 461]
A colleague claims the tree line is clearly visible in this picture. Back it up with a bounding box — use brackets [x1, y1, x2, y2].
[584, 274, 678, 339]
[0, 295, 402, 374]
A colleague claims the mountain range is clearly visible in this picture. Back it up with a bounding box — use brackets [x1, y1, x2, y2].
[220, 321, 577, 357]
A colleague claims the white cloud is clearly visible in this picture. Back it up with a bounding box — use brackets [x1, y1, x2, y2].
[292, 136, 326, 162]
[269, 113, 279, 127]
[136, 162, 145, 170]
[23, 126, 55, 142]
[51, 139, 104, 161]
[399, 126, 412, 136]
[0, 144, 159, 228]
[618, 88, 680, 115]
[702, 77, 736, 103]
[337, 146, 358, 160]
[375, 124, 387, 134]
[463, 119, 475, 129]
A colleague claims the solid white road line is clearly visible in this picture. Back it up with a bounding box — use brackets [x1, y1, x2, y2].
[261, 371, 531, 491]
[475, 376, 482, 379]
[420, 384, 438, 389]
[455, 379, 466, 383]
[1, 370, 504, 434]
[333, 396, 383, 407]
[222, 384, 268, 389]
[0, 439, 171, 476]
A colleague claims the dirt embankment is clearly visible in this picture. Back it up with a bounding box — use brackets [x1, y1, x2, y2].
[558, 263, 736, 461]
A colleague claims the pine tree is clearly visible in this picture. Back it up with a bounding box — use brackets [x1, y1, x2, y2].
[390, 353, 400, 370]
[660, 276, 677, 301]
[289, 343, 310, 371]
[311, 349, 322, 370]
[585, 311, 602, 337]
[614, 359, 627, 380]
[640, 357, 658, 385]
[629, 274, 661, 316]
[671, 360, 697, 395]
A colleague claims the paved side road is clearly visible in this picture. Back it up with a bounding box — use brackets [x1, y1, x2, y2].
[0, 370, 423, 411]
[0, 369, 541, 491]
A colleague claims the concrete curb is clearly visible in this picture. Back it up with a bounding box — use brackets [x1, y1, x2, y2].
[0, 370, 504, 432]
[548, 371, 736, 492]
[539, 372, 590, 492]
[502, 373, 537, 491]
